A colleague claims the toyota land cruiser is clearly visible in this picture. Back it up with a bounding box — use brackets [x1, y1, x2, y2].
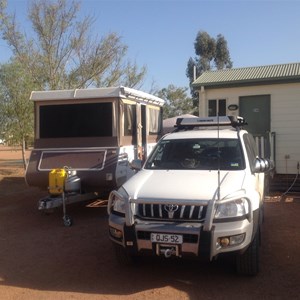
[107, 116, 272, 275]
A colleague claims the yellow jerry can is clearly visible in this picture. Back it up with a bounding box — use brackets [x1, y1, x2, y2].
[48, 168, 67, 195]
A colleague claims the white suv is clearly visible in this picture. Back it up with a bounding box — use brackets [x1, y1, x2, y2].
[107, 116, 272, 276]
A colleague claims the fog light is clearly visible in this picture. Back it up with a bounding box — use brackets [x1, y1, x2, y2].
[220, 237, 230, 247]
[109, 227, 123, 239]
[217, 233, 246, 249]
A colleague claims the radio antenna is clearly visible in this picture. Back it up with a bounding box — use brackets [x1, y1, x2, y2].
[217, 104, 221, 202]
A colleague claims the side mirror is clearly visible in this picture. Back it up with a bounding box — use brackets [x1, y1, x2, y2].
[254, 158, 274, 173]
[130, 159, 143, 171]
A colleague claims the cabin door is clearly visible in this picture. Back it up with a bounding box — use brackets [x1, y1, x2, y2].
[239, 95, 270, 135]
[239, 94, 271, 157]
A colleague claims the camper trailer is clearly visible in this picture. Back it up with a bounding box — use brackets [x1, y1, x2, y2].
[25, 87, 164, 213]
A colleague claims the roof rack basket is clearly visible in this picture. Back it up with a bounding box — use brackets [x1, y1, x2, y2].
[174, 116, 247, 131]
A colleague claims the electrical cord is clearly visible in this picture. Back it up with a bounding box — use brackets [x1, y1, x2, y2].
[281, 162, 300, 197]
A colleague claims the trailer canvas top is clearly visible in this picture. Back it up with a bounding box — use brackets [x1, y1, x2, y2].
[30, 86, 165, 106]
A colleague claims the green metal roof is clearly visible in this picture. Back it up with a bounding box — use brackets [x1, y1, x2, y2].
[192, 63, 300, 88]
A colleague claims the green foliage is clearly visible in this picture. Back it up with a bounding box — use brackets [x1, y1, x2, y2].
[215, 34, 233, 70]
[157, 85, 195, 119]
[186, 31, 232, 83]
[0, 0, 148, 165]
[186, 31, 232, 112]
[194, 31, 216, 71]
[0, 61, 36, 167]
[0, 0, 146, 90]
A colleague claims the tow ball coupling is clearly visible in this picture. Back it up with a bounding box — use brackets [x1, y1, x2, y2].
[155, 244, 181, 258]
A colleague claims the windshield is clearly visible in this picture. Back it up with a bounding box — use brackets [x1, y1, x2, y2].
[145, 138, 245, 170]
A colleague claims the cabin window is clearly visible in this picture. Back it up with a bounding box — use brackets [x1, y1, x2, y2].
[208, 99, 226, 116]
[123, 104, 136, 136]
[39, 102, 113, 138]
[148, 107, 162, 135]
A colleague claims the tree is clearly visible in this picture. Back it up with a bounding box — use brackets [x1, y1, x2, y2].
[0, 61, 36, 168]
[194, 31, 216, 72]
[187, 31, 232, 81]
[0, 0, 146, 90]
[0, 0, 147, 168]
[157, 85, 195, 119]
[186, 31, 233, 112]
[214, 34, 233, 70]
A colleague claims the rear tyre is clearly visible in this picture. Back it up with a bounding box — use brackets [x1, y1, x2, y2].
[114, 244, 135, 266]
[236, 231, 260, 276]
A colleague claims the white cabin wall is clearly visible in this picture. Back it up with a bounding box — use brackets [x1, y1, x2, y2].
[198, 83, 300, 174]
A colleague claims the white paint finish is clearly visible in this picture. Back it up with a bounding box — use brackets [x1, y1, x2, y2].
[30, 86, 165, 106]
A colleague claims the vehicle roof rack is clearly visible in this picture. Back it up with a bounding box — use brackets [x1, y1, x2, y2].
[174, 116, 247, 131]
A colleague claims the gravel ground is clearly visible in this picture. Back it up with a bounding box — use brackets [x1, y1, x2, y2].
[0, 146, 300, 300]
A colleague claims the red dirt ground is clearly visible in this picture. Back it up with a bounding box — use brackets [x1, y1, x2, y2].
[0, 145, 300, 300]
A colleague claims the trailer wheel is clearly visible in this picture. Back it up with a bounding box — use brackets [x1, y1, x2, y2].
[114, 244, 135, 266]
[236, 230, 259, 276]
[63, 215, 73, 227]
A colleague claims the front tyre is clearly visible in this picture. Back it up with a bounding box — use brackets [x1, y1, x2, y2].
[236, 230, 260, 276]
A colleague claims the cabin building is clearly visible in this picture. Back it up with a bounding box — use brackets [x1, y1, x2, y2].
[192, 62, 300, 191]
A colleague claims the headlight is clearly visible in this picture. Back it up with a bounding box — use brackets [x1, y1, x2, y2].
[215, 198, 249, 219]
[109, 187, 128, 215]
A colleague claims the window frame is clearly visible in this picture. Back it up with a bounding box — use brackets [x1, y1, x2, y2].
[208, 99, 227, 116]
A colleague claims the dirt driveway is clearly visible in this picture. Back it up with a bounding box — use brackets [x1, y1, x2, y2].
[0, 147, 300, 299]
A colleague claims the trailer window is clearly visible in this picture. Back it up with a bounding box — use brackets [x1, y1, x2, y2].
[124, 104, 136, 136]
[148, 107, 162, 135]
[39, 102, 113, 138]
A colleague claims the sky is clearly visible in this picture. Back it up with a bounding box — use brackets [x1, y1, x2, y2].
[1, 0, 300, 92]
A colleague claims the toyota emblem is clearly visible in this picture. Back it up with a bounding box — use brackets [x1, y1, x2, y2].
[164, 204, 179, 218]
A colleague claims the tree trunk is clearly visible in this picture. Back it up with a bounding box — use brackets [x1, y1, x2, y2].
[21, 137, 28, 170]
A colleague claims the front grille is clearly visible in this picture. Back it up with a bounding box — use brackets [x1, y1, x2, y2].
[137, 203, 207, 222]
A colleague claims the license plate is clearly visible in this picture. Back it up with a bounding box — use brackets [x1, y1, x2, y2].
[151, 233, 183, 244]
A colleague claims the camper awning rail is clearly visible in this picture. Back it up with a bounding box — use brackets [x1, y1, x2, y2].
[30, 86, 165, 106]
